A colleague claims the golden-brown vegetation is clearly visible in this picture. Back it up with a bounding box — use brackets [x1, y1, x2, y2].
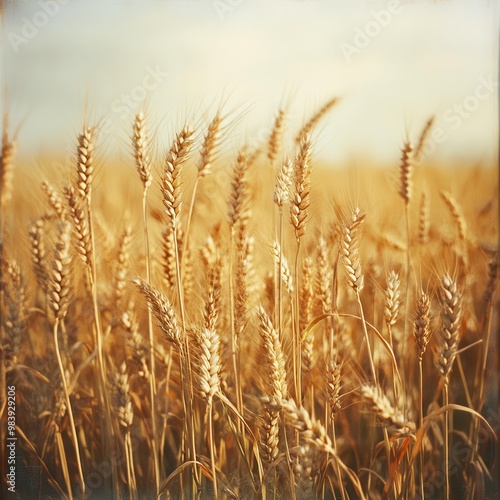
[0, 102, 498, 499]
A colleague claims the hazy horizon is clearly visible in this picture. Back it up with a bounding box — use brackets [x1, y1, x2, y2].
[2, 0, 498, 166]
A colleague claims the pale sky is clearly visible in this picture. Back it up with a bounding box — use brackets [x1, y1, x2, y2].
[1, 0, 498, 164]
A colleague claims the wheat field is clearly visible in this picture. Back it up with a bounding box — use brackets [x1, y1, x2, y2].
[0, 102, 498, 499]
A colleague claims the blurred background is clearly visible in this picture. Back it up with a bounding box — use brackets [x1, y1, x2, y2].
[1, 0, 498, 165]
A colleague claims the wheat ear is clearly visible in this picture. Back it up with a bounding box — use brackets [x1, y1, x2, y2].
[413, 290, 432, 498]
[0, 127, 16, 209]
[436, 273, 462, 500]
[132, 112, 161, 494]
[50, 221, 85, 498]
[268, 107, 287, 164]
[76, 126, 95, 202]
[295, 97, 339, 144]
[132, 112, 153, 190]
[2, 259, 26, 367]
[435, 274, 462, 382]
[110, 361, 137, 498]
[290, 134, 312, 244]
[41, 180, 66, 219]
[195, 326, 222, 498]
[28, 218, 48, 292]
[384, 271, 401, 347]
[162, 126, 194, 228]
[414, 116, 434, 162]
[361, 385, 415, 433]
[418, 191, 430, 244]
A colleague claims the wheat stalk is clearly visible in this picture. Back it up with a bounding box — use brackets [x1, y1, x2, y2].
[340, 208, 365, 293]
[0, 127, 16, 209]
[413, 290, 432, 498]
[198, 113, 223, 178]
[440, 190, 469, 245]
[268, 108, 287, 164]
[295, 97, 338, 144]
[49, 222, 72, 321]
[418, 191, 430, 244]
[273, 157, 293, 209]
[110, 361, 137, 499]
[132, 112, 153, 190]
[435, 274, 462, 382]
[271, 241, 294, 294]
[49, 221, 86, 498]
[384, 271, 401, 349]
[257, 305, 288, 401]
[28, 218, 48, 292]
[162, 126, 194, 227]
[76, 126, 95, 202]
[398, 141, 413, 206]
[435, 273, 462, 500]
[413, 292, 432, 361]
[290, 134, 312, 244]
[227, 148, 248, 228]
[64, 185, 92, 268]
[2, 259, 26, 367]
[201, 244, 223, 332]
[41, 180, 66, 219]
[414, 116, 434, 162]
[113, 224, 132, 311]
[133, 278, 182, 349]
